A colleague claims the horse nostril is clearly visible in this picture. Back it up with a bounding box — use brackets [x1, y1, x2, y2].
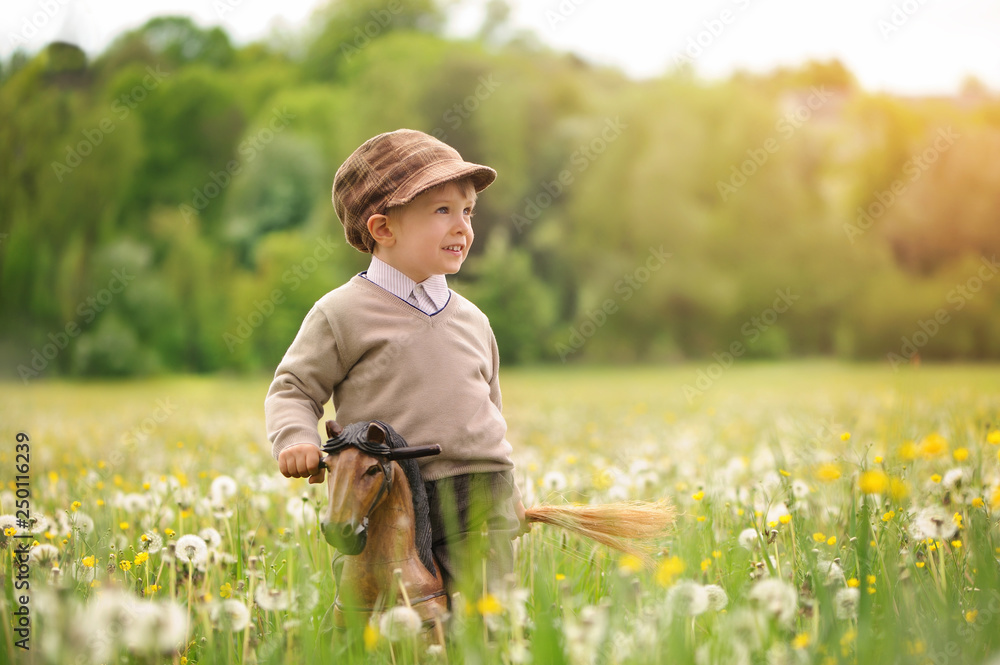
[341, 523, 356, 538]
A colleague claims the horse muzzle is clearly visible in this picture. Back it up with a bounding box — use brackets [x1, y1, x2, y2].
[322, 519, 368, 555]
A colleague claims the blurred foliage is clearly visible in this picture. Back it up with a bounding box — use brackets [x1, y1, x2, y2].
[1, 1, 1000, 378]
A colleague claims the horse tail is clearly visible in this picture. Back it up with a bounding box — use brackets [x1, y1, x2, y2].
[524, 499, 675, 566]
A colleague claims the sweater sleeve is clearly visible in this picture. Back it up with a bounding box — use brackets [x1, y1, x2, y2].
[487, 327, 503, 413]
[264, 302, 347, 460]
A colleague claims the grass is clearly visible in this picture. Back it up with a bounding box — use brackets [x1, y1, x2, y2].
[2, 361, 1000, 664]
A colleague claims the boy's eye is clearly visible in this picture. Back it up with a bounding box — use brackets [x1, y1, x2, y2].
[436, 206, 449, 214]
[464, 207, 475, 217]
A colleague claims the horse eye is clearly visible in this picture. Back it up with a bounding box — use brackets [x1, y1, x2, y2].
[364, 464, 381, 477]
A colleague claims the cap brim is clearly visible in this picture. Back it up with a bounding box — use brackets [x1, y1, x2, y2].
[386, 160, 497, 209]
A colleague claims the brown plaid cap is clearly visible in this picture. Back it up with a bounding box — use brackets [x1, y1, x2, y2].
[332, 129, 497, 253]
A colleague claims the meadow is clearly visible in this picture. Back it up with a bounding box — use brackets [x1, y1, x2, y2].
[3, 362, 1000, 665]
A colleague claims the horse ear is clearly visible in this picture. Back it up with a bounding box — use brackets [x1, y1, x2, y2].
[325, 420, 344, 439]
[366, 422, 388, 445]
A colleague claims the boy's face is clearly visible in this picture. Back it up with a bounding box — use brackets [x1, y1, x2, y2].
[375, 180, 477, 283]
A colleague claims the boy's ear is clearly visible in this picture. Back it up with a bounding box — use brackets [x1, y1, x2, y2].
[366, 213, 395, 248]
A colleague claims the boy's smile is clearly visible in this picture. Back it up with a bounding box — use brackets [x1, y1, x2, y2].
[371, 180, 477, 284]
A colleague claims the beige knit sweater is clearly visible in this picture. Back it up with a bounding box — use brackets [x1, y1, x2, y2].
[264, 274, 514, 481]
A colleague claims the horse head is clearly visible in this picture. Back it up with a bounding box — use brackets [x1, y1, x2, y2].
[318, 420, 440, 556]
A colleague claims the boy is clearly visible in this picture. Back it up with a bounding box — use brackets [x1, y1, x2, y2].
[264, 129, 526, 597]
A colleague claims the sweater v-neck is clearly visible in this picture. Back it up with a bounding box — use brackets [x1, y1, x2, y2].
[350, 274, 459, 324]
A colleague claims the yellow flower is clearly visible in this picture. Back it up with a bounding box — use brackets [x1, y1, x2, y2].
[816, 463, 841, 482]
[813, 532, 826, 543]
[618, 554, 644, 575]
[972, 497, 985, 509]
[793, 632, 811, 649]
[476, 594, 503, 616]
[363, 624, 379, 651]
[779, 514, 792, 525]
[987, 430, 1000, 445]
[692, 491, 704, 501]
[696, 516, 706, 523]
[827, 536, 837, 546]
[841, 432, 851, 441]
[3, 527, 15, 537]
[859, 470, 889, 494]
[919, 433, 948, 459]
[119, 521, 129, 530]
[953, 448, 969, 462]
[656, 556, 685, 587]
[119, 560, 132, 572]
[220, 583, 233, 599]
[96, 499, 105, 507]
[82, 555, 95, 568]
[164, 529, 176, 537]
[779, 469, 791, 477]
[951, 540, 963, 549]
[966, 610, 979, 623]
[889, 477, 909, 501]
[874, 455, 884, 464]
[134, 552, 149, 566]
[930, 474, 942, 484]
[145, 584, 160, 595]
[867, 575, 876, 585]
[953, 513, 964, 529]
[847, 578, 860, 588]
[555, 573, 566, 581]
[916, 562, 925, 569]
[882, 511, 895, 522]
[898, 440, 917, 461]
[700, 558, 711, 572]
[71, 501, 81, 512]
[712, 550, 721, 559]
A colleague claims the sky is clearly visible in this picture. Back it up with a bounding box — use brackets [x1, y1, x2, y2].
[2, 0, 999, 95]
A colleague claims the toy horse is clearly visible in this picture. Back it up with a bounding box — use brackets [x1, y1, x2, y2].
[318, 419, 675, 632]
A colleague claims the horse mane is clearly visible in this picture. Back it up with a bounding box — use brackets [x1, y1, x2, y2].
[338, 421, 437, 577]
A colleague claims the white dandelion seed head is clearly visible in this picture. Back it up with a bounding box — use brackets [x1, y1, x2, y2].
[211, 599, 251, 632]
[121, 493, 151, 513]
[174, 534, 208, 566]
[150, 474, 181, 496]
[760, 471, 782, 492]
[791, 480, 811, 499]
[724, 607, 771, 653]
[542, 470, 568, 492]
[379, 606, 422, 641]
[285, 496, 317, 526]
[817, 557, 845, 586]
[765, 503, 790, 525]
[174, 487, 199, 510]
[28, 544, 60, 568]
[255, 585, 290, 612]
[28, 513, 55, 536]
[67, 511, 95, 535]
[199, 527, 222, 550]
[81, 590, 134, 661]
[748, 578, 798, 626]
[606, 483, 630, 501]
[209, 550, 237, 566]
[140, 530, 164, 554]
[210, 475, 239, 502]
[704, 584, 729, 611]
[942, 468, 964, 490]
[738, 528, 760, 550]
[910, 505, 958, 542]
[834, 587, 860, 620]
[668, 581, 710, 617]
[123, 601, 189, 655]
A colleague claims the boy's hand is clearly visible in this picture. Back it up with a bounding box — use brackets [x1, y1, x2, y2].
[514, 499, 531, 538]
[278, 444, 326, 484]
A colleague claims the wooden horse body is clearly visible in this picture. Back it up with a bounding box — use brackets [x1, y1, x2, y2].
[319, 420, 448, 630]
[318, 419, 676, 634]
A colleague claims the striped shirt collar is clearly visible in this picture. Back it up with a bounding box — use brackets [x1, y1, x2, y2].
[363, 255, 451, 314]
